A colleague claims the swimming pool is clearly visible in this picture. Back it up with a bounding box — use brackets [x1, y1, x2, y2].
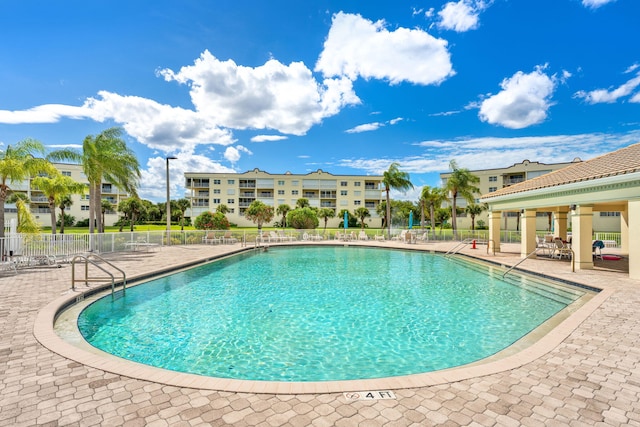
[77, 246, 588, 382]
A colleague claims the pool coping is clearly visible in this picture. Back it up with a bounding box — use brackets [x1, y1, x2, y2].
[33, 243, 612, 395]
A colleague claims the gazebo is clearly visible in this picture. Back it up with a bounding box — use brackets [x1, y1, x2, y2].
[481, 142, 640, 280]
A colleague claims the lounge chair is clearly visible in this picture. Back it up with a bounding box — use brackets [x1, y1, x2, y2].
[202, 232, 220, 245]
[222, 231, 238, 244]
[392, 230, 408, 242]
[415, 232, 428, 243]
[552, 238, 571, 259]
[592, 240, 605, 259]
[278, 230, 294, 242]
[0, 260, 17, 275]
[374, 234, 385, 241]
[358, 231, 368, 240]
[269, 231, 282, 242]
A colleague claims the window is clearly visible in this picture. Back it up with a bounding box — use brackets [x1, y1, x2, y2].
[62, 171, 71, 176]
[227, 189, 235, 195]
[600, 212, 620, 217]
[227, 199, 235, 204]
[354, 200, 361, 206]
[278, 180, 285, 186]
[292, 180, 299, 186]
[227, 179, 235, 185]
[489, 176, 497, 182]
[81, 205, 90, 211]
[354, 182, 361, 187]
[213, 179, 221, 185]
[340, 181, 348, 187]
[292, 190, 299, 195]
[354, 191, 361, 196]
[213, 189, 221, 194]
[213, 198, 221, 204]
[489, 187, 497, 192]
[229, 208, 235, 214]
[278, 190, 285, 195]
[340, 190, 347, 196]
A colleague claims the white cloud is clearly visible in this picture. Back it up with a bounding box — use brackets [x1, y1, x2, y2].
[438, 1, 480, 32]
[224, 145, 252, 163]
[251, 135, 288, 142]
[138, 148, 235, 201]
[84, 91, 236, 151]
[159, 51, 359, 136]
[478, 66, 557, 129]
[339, 131, 640, 177]
[345, 117, 404, 133]
[315, 12, 454, 85]
[574, 72, 640, 104]
[346, 122, 383, 133]
[0, 104, 91, 124]
[581, 0, 616, 9]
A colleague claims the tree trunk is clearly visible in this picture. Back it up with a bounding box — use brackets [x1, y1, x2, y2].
[49, 199, 57, 235]
[59, 208, 66, 234]
[451, 192, 458, 240]
[88, 183, 95, 234]
[385, 188, 391, 239]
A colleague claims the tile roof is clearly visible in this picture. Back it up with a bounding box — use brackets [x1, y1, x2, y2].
[481, 142, 640, 199]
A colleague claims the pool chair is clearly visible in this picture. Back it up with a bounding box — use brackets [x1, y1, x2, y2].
[415, 232, 429, 243]
[202, 232, 221, 245]
[552, 238, 571, 259]
[358, 231, 368, 240]
[277, 230, 294, 242]
[222, 231, 238, 244]
[536, 235, 552, 256]
[374, 234, 385, 241]
[392, 230, 408, 242]
[592, 240, 605, 259]
[268, 231, 283, 242]
[0, 260, 17, 275]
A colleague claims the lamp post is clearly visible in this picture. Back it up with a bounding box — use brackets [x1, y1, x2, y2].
[166, 156, 177, 245]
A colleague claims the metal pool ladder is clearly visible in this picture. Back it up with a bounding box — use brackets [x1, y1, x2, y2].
[71, 254, 127, 298]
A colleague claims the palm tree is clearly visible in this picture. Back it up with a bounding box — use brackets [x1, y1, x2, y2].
[82, 127, 140, 234]
[276, 204, 291, 227]
[216, 204, 230, 214]
[382, 163, 414, 239]
[101, 200, 115, 230]
[57, 194, 73, 234]
[465, 203, 487, 231]
[444, 160, 480, 239]
[245, 200, 275, 232]
[421, 186, 447, 239]
[317, 207, 335, 233]
[7, 192, 30, 232]
[31, 172, 86, 235]
[118, 197, 146, 231]
[175, 198, 191, 230]
[296, 198, 309, 209]
[354, 207, 371, 230]
[0, 139, 59, 238]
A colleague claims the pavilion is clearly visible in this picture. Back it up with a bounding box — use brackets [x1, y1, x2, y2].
[480, 142, 640, 280]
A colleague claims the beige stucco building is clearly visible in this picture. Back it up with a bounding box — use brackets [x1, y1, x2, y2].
[441, 159, 623, 232]
[480, 143, 640, 280]
[184, 168, 385, 227]
[5, 163, 126, 228]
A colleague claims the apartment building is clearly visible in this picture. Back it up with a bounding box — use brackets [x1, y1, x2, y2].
[5, 163, 126, 228]
[185, 168, 385, 227]
[440, 159, 621, 231]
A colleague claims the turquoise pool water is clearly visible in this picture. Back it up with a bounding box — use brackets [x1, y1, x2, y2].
[78, 246, 585, 382]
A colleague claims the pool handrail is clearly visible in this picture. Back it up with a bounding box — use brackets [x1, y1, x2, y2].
[71, 254, 127, 298]
[503, 247, 575, 278]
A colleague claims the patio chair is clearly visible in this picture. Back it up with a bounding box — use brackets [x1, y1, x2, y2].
[592, 240, 605, 259]
[358, 231, 368, 240]
[392, 230, 407, 242]
[536, 235, 552, 256]
[202, 232, 220, 245]
[552, 238, 571, 259]
[222, 231, 238, 244]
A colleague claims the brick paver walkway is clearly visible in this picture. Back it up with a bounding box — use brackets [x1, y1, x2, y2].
[1, 242, 639, 426]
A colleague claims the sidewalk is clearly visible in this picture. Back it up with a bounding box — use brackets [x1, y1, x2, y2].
[1, 242, 639, 426]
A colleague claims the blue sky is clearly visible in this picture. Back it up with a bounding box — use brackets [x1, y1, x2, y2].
[1, 0, 639, 202]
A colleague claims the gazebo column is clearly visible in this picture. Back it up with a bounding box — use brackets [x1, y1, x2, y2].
[521, 209, 537, 258]
[553, 210, 569, 240]
[488, 210, 501, 252]
[620, 205, 629, 255]
[572, 205, 594, 270]
[628, 200, 640, 280]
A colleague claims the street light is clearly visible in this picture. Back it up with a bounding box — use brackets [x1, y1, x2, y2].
[166, 156, 177, 244]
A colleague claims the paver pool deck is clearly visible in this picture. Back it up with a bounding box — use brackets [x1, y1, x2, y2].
[1, 240, 639, 426]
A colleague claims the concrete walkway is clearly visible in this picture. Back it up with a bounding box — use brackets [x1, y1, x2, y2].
[1, 241, 639, 426]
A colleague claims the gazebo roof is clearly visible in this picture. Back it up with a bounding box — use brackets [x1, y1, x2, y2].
[481, 142, 640, 200]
